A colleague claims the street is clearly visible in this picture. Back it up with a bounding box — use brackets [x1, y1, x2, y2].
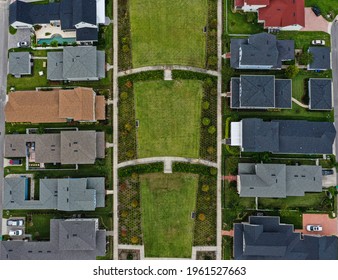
[0, 0, 9, 246]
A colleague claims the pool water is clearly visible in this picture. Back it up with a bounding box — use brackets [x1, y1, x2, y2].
[37, 35, 76, 45]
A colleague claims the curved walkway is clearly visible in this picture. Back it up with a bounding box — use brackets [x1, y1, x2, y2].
[292, 97, 309, 108]
[117, 156, 218, 173]
[117, 65, 218, 77]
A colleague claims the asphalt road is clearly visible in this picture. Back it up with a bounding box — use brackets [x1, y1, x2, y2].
[0, 0, 9, 243]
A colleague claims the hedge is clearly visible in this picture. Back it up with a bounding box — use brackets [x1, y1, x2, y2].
[118, 162, 164, 178]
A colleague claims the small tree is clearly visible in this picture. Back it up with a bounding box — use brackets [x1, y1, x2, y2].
[202, 117, 211, 126]
[285, 65, 299, 79]
[120, 91, 128, 100]
[208, 125, 216, 134]
[202, 184, 209, 192]
[298, 52, 313, 65]
[131, 236, 139, 244]
[198, 213, 206, 221]
[50, 40, 58, 47]
[202, 101, 210, 110]
[207, 146, 215, 155]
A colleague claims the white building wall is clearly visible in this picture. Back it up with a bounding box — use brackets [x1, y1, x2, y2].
[242, 4, 266, 12]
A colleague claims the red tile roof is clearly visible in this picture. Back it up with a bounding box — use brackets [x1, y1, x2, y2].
[247, 0, 269, 5]
[235, 0, 244, 6]
[258, 0, 305, 28]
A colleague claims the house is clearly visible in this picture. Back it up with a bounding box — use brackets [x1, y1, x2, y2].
[230, 118, 335, 154]
[4, 130, 105, 165]
[5, 87, 106, 123]
[47, 46, 105, 81]
[235, 0, 305, 31]
[230, 33, 294, 70]
[237, 163, 322, 198]
[8, 52, 32, 77]
[230, 75, 292, 109]
[9, 0, 105, 43]
[0, 219, 106, 260]
[308, 79, 333, 111]
[234, 216, 338, 260]
[4, 177, 105, 211]
[308, 47, 331, 70]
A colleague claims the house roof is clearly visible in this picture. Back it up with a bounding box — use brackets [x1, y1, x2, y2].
[231, 78, 240, 108]
[234, 216, 338, 260]
[246, 0, 270, 4]
[230, 33, 294, 69]
[76, 28, 98, 42]
[72, 0, 97, 26]
[8, 52, 31, 76]
[309, 79, 332, 110]
[47, 52, 64, 81]
[238, 163, 322, 198]
[275, 79, 292, 108]
[5, 87, 105, 123]
[258, 0, 305, 28]
[241, 118, 335, 154]
[4, 177, 105, 211]
[0, 219, 106, 260]
[308, 47, 331, 70]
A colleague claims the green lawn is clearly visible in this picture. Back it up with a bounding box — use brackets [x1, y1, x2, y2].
[135, 80, 203, 158]
[277, 31, 331, 49]
[305, 0, 338, 21]
[130, 0, 207, 67]
[140, 173, 198, 258]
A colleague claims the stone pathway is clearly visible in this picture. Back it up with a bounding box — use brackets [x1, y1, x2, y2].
[107, 63, 114, 71]
[106, 190, 114, 195]
[106, 142, 114, 148]
[164, 69, 172, 80]
[292, 97, 309, 108]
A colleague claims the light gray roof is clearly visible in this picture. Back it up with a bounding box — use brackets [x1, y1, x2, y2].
[238, 163, 322, 198]
[0, 219, 106, 260]
[309, 78, 333, 110]
[4, 177, 105, 211]
[8, 52, 31, 76]
[5, 130, 105, 164]
[234, 216, 338, 260]
[47, 52, 64, 80]
[241, 118, 335, 154]
[97, 50, 106, 78]
[308, 47, 331, 70]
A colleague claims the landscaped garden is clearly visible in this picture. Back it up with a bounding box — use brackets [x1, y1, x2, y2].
[140, 173, 198, 258]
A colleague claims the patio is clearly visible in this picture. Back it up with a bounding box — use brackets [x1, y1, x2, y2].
[35, 25, 76, 39]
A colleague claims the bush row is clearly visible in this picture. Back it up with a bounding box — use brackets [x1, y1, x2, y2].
[172, 162, 217, 177]
[206, 0, 218, 70]
[118, 0, 133, 70]
[118, 163, 164, 178]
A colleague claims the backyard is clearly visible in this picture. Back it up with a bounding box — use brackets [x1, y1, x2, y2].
[140, 173, 198, 258]
[134, 80, 203, 158]
[129, 0, 208, 67]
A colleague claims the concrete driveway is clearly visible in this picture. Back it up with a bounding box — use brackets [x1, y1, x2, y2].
[301, 8, 330, 33]
[322, 169, 337, 187]
[8, 28, 32, 50]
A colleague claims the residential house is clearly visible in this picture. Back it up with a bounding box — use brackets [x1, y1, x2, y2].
[8, 52, 32, 77]
[47, 46, 105, 81]
[237, 163, 322, 198]
[308, 79, 333, 111]
[308, 47, 331, 71]
[4, 177, 105, 211]
[4, 130, 105, 165]
[9, 0, 105, 43]
[230, 118, 335, 154]
[234, 216, 338, 260]
[0, 219, 106, 260]
[5, 87, 106, 123]
[235, 0, 305, 31]
[230, 33, 294, 70]
[230, 75, 292, 109]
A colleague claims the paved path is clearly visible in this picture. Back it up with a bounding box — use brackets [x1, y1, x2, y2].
[117, 157, 218, 169]
[301, 8, 330, 34]
[32, 56, 47, 60]
[292, 97, 309, 108]
[117, 65, 218, 77]
[221, 230, 234, 237]
[112, 0, 119, 260]
[0, 0, 9, 245]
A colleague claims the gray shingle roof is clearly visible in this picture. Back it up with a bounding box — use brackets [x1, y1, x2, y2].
[8, 52, 31, 76]
[4, 177, 105, 211]
[72, 0, 97, 26]
[308, 47, 331, 70]
[0, 219, 106, 260]
[309, 78, 333, 110]
[230, 33, 294, 69]
[76, 28, 98, 42]
[234, 216, 338, 260]
[240, 118, 335, 154]
[275, 79, 292, 109]
[238, 163, 322, 198]
[230, 78, 240, 108]
[47, 52, 64, 81]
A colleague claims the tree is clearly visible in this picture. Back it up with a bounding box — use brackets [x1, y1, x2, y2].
[285, 65, 299, 78]
[50, 40, 58, 47]
[208, 125, 216, 134]
[298, 52, 313, 65]
[202, 101, 210, 110]
[202, 117, 211, 126]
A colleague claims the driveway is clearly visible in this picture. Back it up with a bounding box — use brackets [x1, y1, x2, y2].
[322, 169, 337, 187]
[8, 28, 32, 50]
[297, 214, 337, 237]
[301, 8, 330, 33]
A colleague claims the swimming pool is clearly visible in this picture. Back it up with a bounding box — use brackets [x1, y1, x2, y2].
[37, 35, 76, 45]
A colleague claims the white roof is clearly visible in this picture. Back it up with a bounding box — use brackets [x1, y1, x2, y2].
[96, 0, 105, 24]
[231, 122, 242, 146]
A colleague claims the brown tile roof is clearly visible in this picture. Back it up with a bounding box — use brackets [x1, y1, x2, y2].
[5, 87, 106, 123]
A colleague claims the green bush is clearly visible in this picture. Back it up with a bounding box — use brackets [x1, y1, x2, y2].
[122, 44, 130, 53]
[9, 26, 17, 35]
[207, 146, 215, 155]
[202, 101, 210, 110]
[172, 70, 217, 82]
[120, 91, 128, 100]
[118, 163, 164, 177]
[285, 65, 299, 79]
[207, 56, 218, 67]
[202, 117, 211, 126]
[50, 40, 58, 47]
[202, 184, 209, 192]
[172, 163, 217, 177]
[119, 71, 164, 85]
[208, 126, 216, 134]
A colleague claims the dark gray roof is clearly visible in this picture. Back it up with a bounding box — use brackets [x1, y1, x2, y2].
[241, 118, 335, 154]
[72, 0, 97, 26]
[60, 0, 73, 29]
[309, 78, 333, 110]
[308, 47, 331, 70]
[238, 163, 322, 198]
[231, 78, 240, 108]
[234, 216, 338, 260]
[8, 52, 31, 76]
[76, 28, 98, 42]
[4, 177, 105, 211]
[275, 79, 292, 109]
[0, 219, 106, 260]
[230, 33, 294, 69]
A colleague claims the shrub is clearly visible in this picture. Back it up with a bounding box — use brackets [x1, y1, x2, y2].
[298, 52, 313, 65]
[42, 42, 47, 48]
[131, 236, 139, 244]
[121, 210, 128, 218]
[198, 213, 206, 221]
[202, 101, 210, 110]
[209, 18, 217, 30]
[210, 88, 217, 96]
[9, 26, 17, 35]
[120, 91, 128, 100]
[246, 13, 256, 23]
[125, 123, 132, 132]
[207, 146, 215, 155]
[208, 126, 216, 134]
[202, 185, 209, 192]
[210, 168, 217, 175]
[63, 41, 68, 46]
[202, 117, 211, 126]
[72, 42, 77, 46]
[122, 37, 129, 44]
[131, 172, 138, 181]
[50, 40, 58, 47]
[131, 199, 138, 208]
[105, 126, 113, 135]
[285, 65, 299, 79]
[125, 80, 133, 88]
[122, 44, 130, 53]
[118, 163, 164, 177]
[208, 56, 218, 67]
[126, 150, 135, 158]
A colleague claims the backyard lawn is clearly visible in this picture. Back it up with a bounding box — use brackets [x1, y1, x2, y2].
[129, 0, 208, 67]
[140, 173, 198, 258]
[135, 80, 203, 158]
